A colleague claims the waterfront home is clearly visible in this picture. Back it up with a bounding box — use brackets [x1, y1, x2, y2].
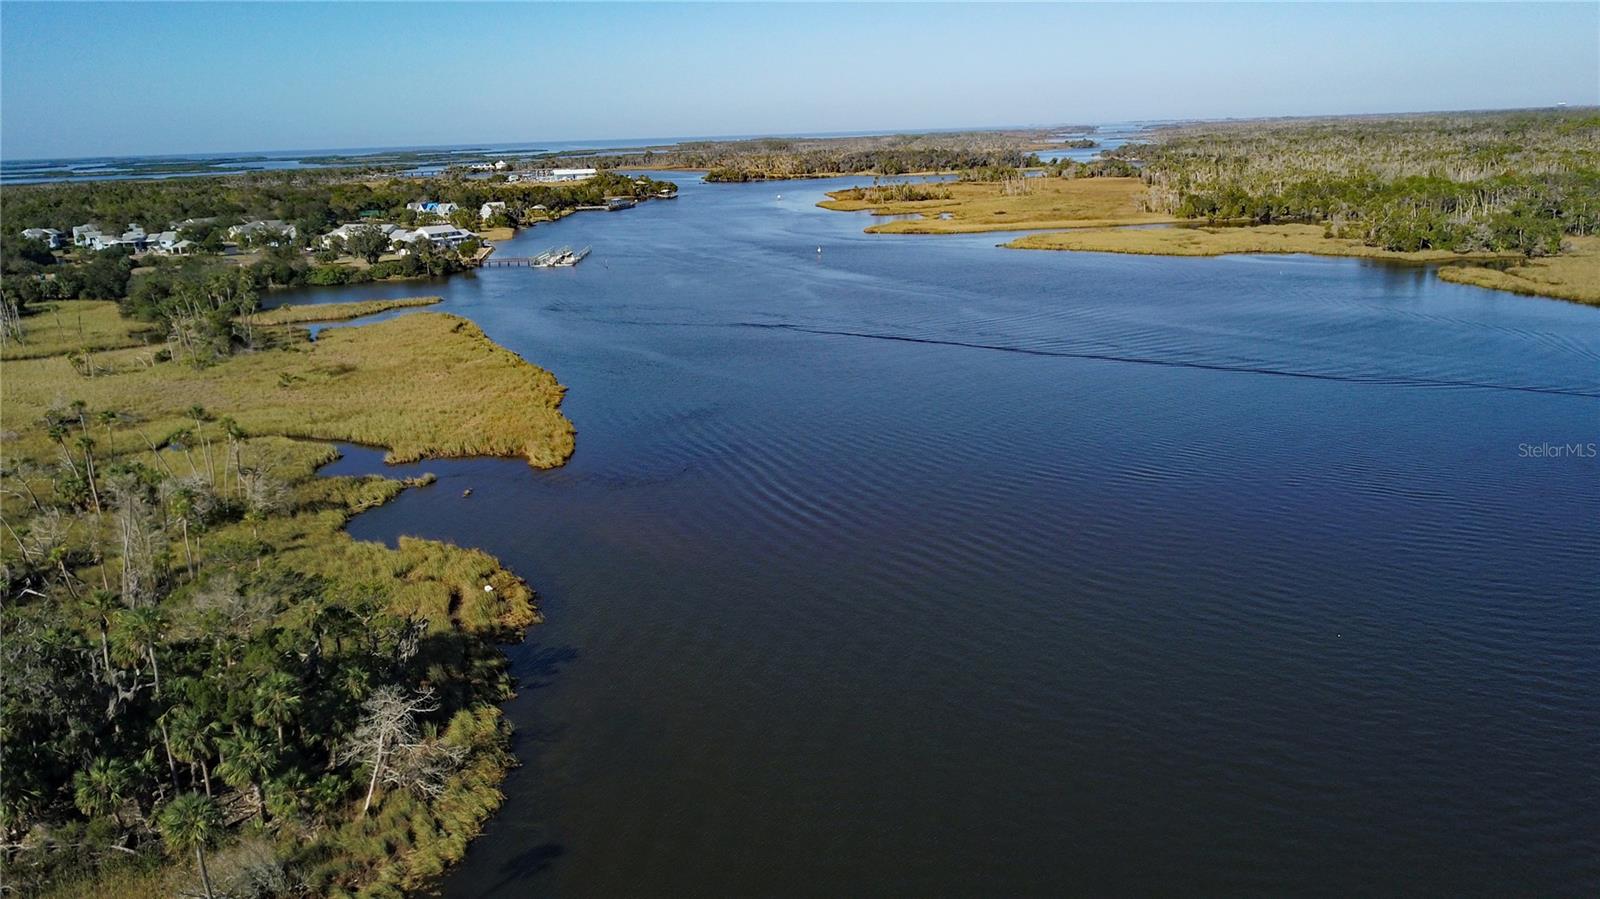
[20, 227, 63, 248]
[145, 231, 194, 255]
[405, 201, 459, 218]
[229, 219, 297, 243]
[480, 201, 507, 222]
[321, 222, 398, 248]
[74, 223, 147, 252]
[394, 224, 477, 252]
[528, 167, 597, 182]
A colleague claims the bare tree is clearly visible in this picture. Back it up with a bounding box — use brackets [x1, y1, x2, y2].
[337, 686, 463, 815]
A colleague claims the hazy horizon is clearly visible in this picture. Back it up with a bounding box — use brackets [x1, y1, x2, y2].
[3, 1, 1598, 159]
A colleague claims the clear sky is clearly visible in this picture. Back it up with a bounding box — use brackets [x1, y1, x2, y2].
[3, 2, 1596, 159]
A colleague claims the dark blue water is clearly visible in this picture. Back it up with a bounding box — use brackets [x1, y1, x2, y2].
[279, 174, 1600, 896]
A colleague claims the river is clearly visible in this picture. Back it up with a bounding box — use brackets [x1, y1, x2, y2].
[272, 173, 1600, 896]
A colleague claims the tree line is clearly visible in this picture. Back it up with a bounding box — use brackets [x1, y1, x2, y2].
[1115, 109, 1600, 255]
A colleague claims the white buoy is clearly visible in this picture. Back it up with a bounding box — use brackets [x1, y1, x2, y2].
[816, 246, 822, 254]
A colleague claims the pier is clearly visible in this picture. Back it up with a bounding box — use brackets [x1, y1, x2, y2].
[477, 246, 591, 268]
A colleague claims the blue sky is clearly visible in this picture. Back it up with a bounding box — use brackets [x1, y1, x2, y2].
[3, 2, 1596, 159]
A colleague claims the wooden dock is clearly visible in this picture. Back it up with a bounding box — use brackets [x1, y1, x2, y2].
[476, 246, 591, 268]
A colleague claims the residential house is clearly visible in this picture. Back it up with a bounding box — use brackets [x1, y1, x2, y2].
[20, 228, 63, 248]
[146, 231, 194, 255]
[321, 222, 398, 248]
[479, 202, 507, 222]
[228, 220, 297, 243]
[405, 201, 460, 218]
[78, 224, 147, 252]
[527, 168, 596, 183]
[394, 224, 476, 252]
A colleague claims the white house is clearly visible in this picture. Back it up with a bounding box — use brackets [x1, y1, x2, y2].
[145, 231, 194, 255]
[395, 224, 476, 252]
[228, 220, 297, 242]
[89, 231, 144, 252]
[479, 202, 507, 222]
[405, 201, 459, 218]
[527, 168, 597, 183]
[20, 228, 63, 249]
[321, 222, 398, 248]
[76, 224, 147, 252]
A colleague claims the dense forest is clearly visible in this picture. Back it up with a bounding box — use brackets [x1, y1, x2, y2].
[536, 131, 1053, 180]
[1117, 110, 1600, 255]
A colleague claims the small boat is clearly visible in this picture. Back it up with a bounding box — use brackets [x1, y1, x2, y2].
[534, 246, 591, 267]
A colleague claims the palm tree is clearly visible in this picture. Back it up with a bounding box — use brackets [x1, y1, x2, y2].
[111, 606, 168, 694]
[167, 706, 221, 797]
[80, 590, 119, 678]
[157, 793, 221, 899]
[73, 756, 134, 825]
[217, 731, 276, 821]
[252, 671, 302, 747]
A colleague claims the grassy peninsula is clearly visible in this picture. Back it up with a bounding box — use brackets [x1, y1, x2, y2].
[821, 110, 1600, 305]
[1005, 223, 1516, 263]
[820, 176, 1171, 233]
[1, 296, 571, 896]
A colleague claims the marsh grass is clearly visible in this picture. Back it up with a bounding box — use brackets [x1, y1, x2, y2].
[1436, 236, 1600, 306]
[1, 300, 162, 361]
[4, 312, 574, 467]
[1004, 223, 1513, 262]
[819, 176, 1174, 233]
[244, 297, 441, 325]
[2, 304, 559, 896]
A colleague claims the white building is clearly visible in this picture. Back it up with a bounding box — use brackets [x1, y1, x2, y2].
[20, 228, 63, 248]
[479, 201, 507, 222]
[228, 220, 297, 242]
[405, 201, 459, 218]
[321, 222, 398, 248]
[76, 224, 146, 252]
[145, 231, 195, 255]
[395, 224, 477, 252]
[528, 168, 597, 183]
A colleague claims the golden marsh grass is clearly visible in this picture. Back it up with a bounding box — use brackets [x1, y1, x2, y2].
[819, 176, 1173, 234]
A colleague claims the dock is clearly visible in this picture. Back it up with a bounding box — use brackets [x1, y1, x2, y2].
[480, 246, 591, 268]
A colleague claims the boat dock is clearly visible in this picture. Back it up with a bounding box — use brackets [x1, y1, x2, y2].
[480, 246, 590, 268]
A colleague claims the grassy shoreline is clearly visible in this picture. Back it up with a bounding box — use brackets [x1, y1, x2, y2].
[1433, 237, 1600, 305]
[819, 176, 1173, 234]
[243, 296, 442, 325]
[1004, 223, 1516, 263]
[2, 301, 573, 896]
[1002, 225, 1599, 306]
[816, 174, 1597, 306]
